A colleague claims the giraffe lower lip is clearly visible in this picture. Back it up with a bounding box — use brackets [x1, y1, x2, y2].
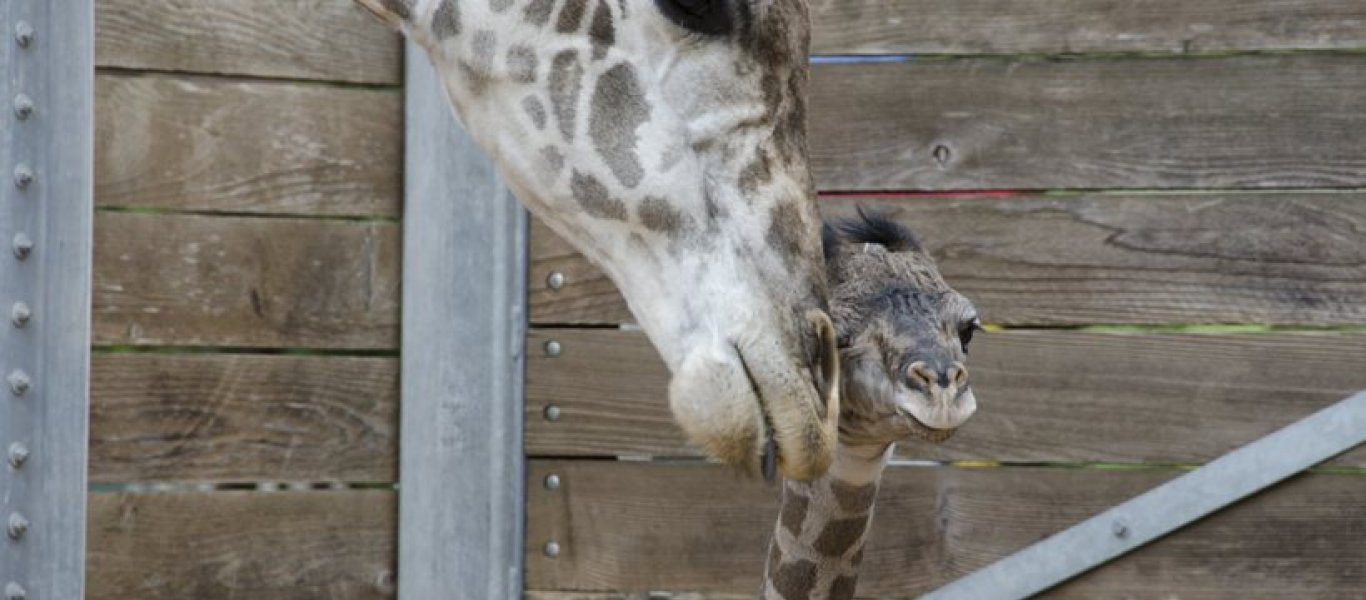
[734, 342, 778, 481]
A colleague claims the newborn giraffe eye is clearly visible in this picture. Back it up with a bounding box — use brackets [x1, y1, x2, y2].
[656, 0, 733, 35]
[958, 317, 982, 354]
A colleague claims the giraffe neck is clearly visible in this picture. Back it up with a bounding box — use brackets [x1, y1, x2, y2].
[762, 442, 892, 600]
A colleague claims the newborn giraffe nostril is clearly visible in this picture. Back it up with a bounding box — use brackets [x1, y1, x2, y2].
[906, 361, 936, 391]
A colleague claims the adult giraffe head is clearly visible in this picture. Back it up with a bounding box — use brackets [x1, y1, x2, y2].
[357, 0, 839, 479]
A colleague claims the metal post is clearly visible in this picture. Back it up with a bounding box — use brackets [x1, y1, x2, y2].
[1, 1, 94, 598]
[397, 44, 528, 599]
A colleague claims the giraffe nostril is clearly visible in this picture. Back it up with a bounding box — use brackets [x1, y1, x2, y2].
[906, 362, 935, 391]
[949, 363, 969, 389]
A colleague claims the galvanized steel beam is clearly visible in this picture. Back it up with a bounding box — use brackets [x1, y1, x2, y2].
[398, 44, 528, 599]
[921, 391, 1366, 600]
[1, 1, 95, 598]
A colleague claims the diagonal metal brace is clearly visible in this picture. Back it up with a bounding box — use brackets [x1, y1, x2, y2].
[920, 390, 1366, 600]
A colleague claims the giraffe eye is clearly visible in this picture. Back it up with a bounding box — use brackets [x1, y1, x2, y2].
[655, 0, 732, 35]
[958, 317, 982, 354]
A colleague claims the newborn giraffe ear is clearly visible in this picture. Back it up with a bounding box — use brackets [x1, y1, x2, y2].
[355, 0, 413, 30]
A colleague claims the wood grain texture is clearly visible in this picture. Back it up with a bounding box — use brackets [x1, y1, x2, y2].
[93, 212, 400, 349]
[96, 0, 402, 84]
[90, 353, 398, 483]
[810, 0, 1366, 54]
[808, 54, 1366, 191]
[88, 491, 396, 599]
[526, 329, 1366, 465]
[531, 192, 1366, 325]
[95, 72, 401, 216]
[526, 461, 1366, 598]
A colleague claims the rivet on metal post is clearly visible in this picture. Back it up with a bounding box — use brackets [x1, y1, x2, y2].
[14, 22, 33, 48]
[13, 164, 33, 189]
[6, 443, 28, 468]
[543, 404, 562, 422]
[12, 233, 33, 260]
[1111, 519, 1130, 539]
[10, 302, 30, 328]
[543, 474, 561, 490]
[4, 582, 25, 600]
[543, 541, 561, 558]
[13, 94, 33, 120]
[7, 370, 31, 396]
[546, 271, 565, 290]
[7, 513, 28, 540]
[544, 340, 562, 357]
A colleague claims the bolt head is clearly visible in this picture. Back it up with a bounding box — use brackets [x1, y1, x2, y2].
[7, 370, 31, 396]
[13, 95, 32, 120]
[543, 540, 561, 557]
[1112, 520, 1130, 539]
[12, 233, 33, 260]
[546, 271, 566, 289]
[544, 474, 561, 490]
[14, 22, 33, 48]
[544, 340, 562, 357]
[7, 443, 28, 468]
[10, 303, 30, 328]
[14, 165, 32, 189]
[7, 513, 28, 539]
[5, 581, 25, 600]
[543, 404, 562, 422]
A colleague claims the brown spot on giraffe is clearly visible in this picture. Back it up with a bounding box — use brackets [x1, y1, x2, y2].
[523, 96, 547, 130]
[829, 574, 858, 600]
[778, 486, 808, 537]
[739, 148, 773, 193]
[540, 146, 565, 173]
[432, 0, 460, 38]
[570, 171, 627, 221]
[812, 515, 869, 557]
[460, 29, 497, 95]
[549, 50, 583, 141]
[830, 479, 878, 513]
[507, 45, 538, 83]
[588, 0, 615, 60]
[556, 0, 588, 33]
[523, 0, 555, 26]
[489, 0, 513, 12]
[638, 197, 687, 237]
[590, 63, 649, 188]
[766, 203, 807, 267]
[771, 558, 818, 600]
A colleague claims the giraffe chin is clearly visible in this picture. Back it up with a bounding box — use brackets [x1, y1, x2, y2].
[667, 330, 840, 482]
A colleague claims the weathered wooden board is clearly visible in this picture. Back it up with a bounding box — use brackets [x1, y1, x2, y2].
[96, 0, 401, 84]
[531, 192, 1366, 326]
[88, 491, 396, 599]
[809, 54, 1366, 191]
[526, 461, 1366, 598]
[95, 73, 401, 216]
[526, 329, 1366, 466]
[93, 212, 400, 349]
[90, 353, 398, 483]
[811, 0, 1366, 54]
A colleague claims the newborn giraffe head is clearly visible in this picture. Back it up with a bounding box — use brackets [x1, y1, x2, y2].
[356, 0, 838, 479]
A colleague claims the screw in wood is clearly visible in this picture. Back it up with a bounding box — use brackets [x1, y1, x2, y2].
[543, 474, 561, 490]
[6, 443, 28, 469]
[12, 233, 33, 260]
[4, 582, 25, 600]
[543, 541, 561, 557]
[10, 302, 30, 328]
[546, 271, 566, 289]
[13, 22, 33, 48]
[13, 164, 32, 189]
[7, 370, 30, 396]
[1112, 519, 1130, 539]
[6, 513, 28, 540]
[544, 340, 562, 357]
[12, 95, 32, 120]
[932, 144, 952, 166]
[543, 404, 562, 422]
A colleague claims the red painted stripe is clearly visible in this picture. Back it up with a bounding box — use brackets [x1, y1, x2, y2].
[819, 189, 1028, 200]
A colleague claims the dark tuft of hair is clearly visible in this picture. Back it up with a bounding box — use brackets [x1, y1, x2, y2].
[828, 207, 921, 253]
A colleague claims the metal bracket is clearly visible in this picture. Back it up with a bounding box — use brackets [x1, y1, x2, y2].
[920, 391, 1366, 600]
[1, 1, 93, 598]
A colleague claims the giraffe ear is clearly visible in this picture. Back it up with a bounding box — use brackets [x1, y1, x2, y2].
[355, 0, 413, 30]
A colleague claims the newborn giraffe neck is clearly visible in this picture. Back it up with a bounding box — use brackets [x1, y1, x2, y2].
[762, 443, 892, 600]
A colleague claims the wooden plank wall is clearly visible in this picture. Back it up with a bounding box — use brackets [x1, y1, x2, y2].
[526, 2, 1366, 599]
[88, 1, 401, 598]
